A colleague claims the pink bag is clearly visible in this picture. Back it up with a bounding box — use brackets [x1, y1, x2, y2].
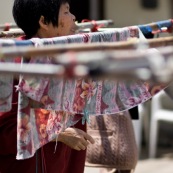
[86, 111, 138, 170]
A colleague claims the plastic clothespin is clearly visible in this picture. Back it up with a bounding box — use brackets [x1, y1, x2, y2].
[4, 23, 10, 31]
[152, 27, 168, 34]
[81, 19, 104, 32]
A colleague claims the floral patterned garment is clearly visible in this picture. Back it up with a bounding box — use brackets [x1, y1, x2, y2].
[30, 27, 135, 45]
[0, 39, 17, 112]
[0, 57, 14, 112]
[16, 28, 139, 159]
[17, 93, 82, 159]
[0, 27, 138, 113]
[16, 27, 166, 160]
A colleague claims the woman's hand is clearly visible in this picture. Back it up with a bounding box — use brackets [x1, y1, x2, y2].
[57, 127, 95, 151]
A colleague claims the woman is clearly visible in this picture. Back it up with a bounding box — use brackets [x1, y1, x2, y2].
[0, 0, 94, 173]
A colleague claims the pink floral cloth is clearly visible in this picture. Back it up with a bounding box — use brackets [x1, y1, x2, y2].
[0, 27, 138, 114]
[0, 27, 168, 161]
[15, 28, 168, 160]
[16, 28, 139, 159]
[17, 74, 167, 160]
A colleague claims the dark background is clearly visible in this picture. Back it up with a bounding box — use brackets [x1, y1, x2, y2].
[70, 0, 104, 22]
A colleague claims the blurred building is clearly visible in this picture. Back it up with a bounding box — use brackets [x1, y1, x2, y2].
[1, 0, 173, 27]
[104, 0, 173, 27]
[0, 0, 14, 23]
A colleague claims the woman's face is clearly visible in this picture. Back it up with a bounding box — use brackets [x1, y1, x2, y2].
[47, 3, 77, 37]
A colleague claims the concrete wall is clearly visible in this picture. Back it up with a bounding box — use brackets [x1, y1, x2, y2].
[0, 0, 14, 23]
[105, 0, 172, 27]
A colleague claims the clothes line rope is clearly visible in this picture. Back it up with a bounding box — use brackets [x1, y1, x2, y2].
[76, 19, 114, 32]
[0, 19, 114, 31]
[0, 19, 172, 38]
[138, 19, 173, 35]
[0, 29, 24, 38]
[0, 36, 173, 58]
[1, 46, 173, 83]
[0, 28, 134, 47]
[0, 19, 114, 37]
[0, 23, 18, 31]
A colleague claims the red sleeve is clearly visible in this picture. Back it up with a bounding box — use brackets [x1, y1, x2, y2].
[0, 105, 17, 155]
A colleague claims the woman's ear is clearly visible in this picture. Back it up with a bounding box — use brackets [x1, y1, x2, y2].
[39, 16, 48, 30]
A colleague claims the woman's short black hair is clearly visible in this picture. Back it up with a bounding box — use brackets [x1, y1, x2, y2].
[13, 0, 70, 38]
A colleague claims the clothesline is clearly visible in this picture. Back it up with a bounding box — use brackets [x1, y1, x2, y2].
[0, 27, 138, 47]
[1, 19, 172, 33]
[1, 28, 131, 38]
[76, 19, 114, 31]
[138, 18, 173, 35]
[0, 36, 173, 58]
[0, 20, 113, 33]
[0, 28, 24, 38]
[0, 19, 172, 38]
[76, 19, 173, 36]
[0, 23, 17, 31]
[0, 46, 173, 83]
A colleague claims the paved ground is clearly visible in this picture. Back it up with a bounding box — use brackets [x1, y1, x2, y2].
[84, 117, 173, 173]
[85, 158, 173, 173]
[134, 158, 173, 173]
[84, 146, 173, 173]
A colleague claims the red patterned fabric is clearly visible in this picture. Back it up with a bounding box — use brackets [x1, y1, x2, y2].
[0, 107, 86, 173]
